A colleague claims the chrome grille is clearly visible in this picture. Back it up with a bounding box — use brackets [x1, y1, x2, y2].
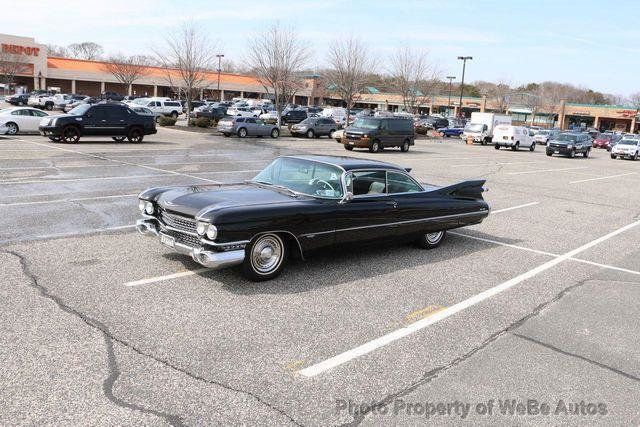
[160, 210, 197, 234]
[163, 229, 201, 247]
[346, 133, 361, 140]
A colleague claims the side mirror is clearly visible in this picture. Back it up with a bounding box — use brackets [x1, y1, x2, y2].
[341, 192, 354, 204]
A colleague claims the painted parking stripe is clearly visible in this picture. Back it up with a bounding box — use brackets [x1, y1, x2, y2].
[452, 231, 640, 277]
[15, 140, 222, 184]
[491, 202, 539, 214]
[0, 224, 136, 245]
[569, 172, 637, 184]
[0, 193, 138, 207]
[123, 268, 213, 287]
[297, 219, 640, 377]
[450, 161, 539, 168]
[506, 167, 588, 175]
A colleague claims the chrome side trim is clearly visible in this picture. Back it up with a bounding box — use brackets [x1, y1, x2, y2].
[299, 211, 486, 238]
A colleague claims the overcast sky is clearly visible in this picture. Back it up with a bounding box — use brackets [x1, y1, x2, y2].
[5, 0, 639, 96]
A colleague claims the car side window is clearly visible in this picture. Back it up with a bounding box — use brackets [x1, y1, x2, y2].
[348, 171, 387, 196]
[11, 110, 22, 116]
[246, 118, 256, 123]
[387, 171, 423, 194]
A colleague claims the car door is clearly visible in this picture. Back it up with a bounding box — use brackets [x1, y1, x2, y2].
[83, 105, 107, 135]
[244, 117, 257, 135]
[106, 107, 130, 134]
[334, 170, 399, 245]
[27, 109, 48, 131]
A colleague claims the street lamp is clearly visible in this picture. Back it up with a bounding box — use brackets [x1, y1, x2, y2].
[446, 76, 456, 111]
[216, 54, 224, 101]
[457, 56, 472, 118]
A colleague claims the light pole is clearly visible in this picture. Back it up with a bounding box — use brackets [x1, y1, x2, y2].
[457, 56, 472, 118]
[446, 76, 456, 113]
[216, 54, 224, 101]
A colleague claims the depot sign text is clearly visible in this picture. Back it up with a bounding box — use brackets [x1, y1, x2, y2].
[2, 43, 40, 56]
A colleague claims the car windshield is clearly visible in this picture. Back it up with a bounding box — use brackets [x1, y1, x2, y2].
[68, 104, 92, 115]
[555, 134, 578, 142]
[465, 123, 484, 132]
[352, 118, 380, 129]
[299, 118, 312, 125]
[251, 157, 344, 199]
[618, 139, 637, 145]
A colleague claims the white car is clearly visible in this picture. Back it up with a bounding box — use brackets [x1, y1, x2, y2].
[259, 110, 278, 123]
[227, 106, 260, 118]
[493, 125, 536, 151]
[610, 138, 640, 160]
[0, 107, 50, 135]
[532, 129, 559, 145]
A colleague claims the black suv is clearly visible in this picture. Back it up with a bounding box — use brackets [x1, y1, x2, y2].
[39, 103, 157, 143]
[100, 91, 124, 101]
[342, 117, 415, 152]
[546, 132, 592, 158]
[281, 109, 308, 125]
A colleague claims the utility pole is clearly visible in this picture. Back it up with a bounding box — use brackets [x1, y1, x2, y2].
[216, 54, 224, 101]
[457, 56, 472, 118]
[446, 75, 456, 113]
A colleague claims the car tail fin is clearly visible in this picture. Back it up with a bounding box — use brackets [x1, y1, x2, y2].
[437, 179, 486, 200]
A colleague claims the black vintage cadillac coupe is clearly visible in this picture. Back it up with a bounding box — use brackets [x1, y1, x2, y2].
[137, 155, 490, 280]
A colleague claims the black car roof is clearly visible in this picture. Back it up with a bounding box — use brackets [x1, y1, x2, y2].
[284, 155, 406, 171]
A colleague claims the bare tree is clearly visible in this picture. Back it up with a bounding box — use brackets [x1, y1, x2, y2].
[67, 42, 103, 60]
[245, 23, 310, 127]
[325, 36, 372, 125]
[45, 44, 68, 57]
[0, 51, 29, 95]
[389, 47, 437, 113]
[102, 54, 151, 95]
[155, 23, 218, 123]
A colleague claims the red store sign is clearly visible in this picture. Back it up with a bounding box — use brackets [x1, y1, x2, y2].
[2, 43, 40, 56]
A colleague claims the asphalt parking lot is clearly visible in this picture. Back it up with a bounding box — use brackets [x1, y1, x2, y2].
[1, 128, 639, 425]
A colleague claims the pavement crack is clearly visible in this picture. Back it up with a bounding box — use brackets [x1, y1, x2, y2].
[5, 249, 185, 427]
[5, 249, 302, 426]
[341, 278, 592, 426]
[513, 333, 640, 383]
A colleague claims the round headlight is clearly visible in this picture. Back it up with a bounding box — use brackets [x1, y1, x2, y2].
[196, 221, 208, 235]
[144, 201, 154, 215]
[206, 225, 218, 240]
[138, 200, 146, 212]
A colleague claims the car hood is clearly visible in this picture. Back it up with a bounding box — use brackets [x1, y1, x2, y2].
[151, 184, 299, 218]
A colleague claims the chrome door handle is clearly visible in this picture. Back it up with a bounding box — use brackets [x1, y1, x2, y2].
[386, 201, 398, 208]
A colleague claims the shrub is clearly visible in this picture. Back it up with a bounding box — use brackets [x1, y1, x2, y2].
[158, 116, 177, 126]
[195, 117, 212, 128]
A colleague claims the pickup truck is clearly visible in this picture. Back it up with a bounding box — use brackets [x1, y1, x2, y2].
[28, 93, 56, 110]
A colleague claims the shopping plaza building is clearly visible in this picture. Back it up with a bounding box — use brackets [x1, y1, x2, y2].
[3, 33, 638, 132]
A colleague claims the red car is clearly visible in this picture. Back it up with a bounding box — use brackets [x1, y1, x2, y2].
[592, 133, 620, 149]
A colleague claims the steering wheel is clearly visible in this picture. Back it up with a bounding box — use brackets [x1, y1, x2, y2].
[309, 178, 336, 195]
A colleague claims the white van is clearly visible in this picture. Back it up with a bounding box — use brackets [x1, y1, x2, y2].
[493, 125, 536, 151]
[321, 107, 347, 126]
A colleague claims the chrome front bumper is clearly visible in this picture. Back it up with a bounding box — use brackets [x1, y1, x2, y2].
[136, 218, 245, 270]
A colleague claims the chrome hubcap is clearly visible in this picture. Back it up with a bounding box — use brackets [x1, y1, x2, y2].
[251, 235, 283, 274]
[426, 231, 443, 244]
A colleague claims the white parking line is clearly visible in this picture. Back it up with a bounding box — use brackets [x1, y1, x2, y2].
[0, 174, 172, 185]
[569, 172, 637, 184]
[123, 268, 213, 287]
[0, 193, 137, 207]
[297, 219, 640, 377]
[15, 140, 222, 184]
[0, 224, 136, 245]
[491, 202, 540, 214]
[506, 167, 588, 175]
[450, 161, 539, 168]
[452, 231, 640, 277]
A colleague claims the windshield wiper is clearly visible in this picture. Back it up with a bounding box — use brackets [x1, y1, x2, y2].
[247, 180, 299, 198]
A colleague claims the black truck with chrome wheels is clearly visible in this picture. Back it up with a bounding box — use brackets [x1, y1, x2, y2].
[38, 102, 157, 143]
